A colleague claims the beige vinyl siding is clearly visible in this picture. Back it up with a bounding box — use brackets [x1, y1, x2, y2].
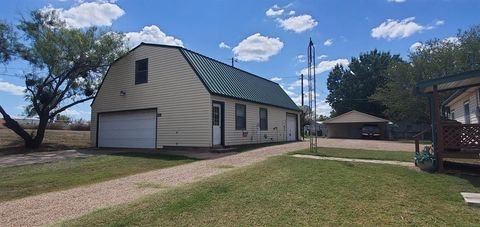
[91, 45, 212, 147]
[447, 87, 479, 124]
[212, 95, 300, 146]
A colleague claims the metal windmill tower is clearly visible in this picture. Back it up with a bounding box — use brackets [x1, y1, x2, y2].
[307, 38, 318, 152]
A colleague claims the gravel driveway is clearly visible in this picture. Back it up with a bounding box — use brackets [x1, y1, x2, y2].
[0, 139, 414, 226]
[0, 142, 309, 227]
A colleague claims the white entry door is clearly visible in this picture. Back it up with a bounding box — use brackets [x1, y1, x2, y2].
[212, 104, 222, 145]
[98, 109, 156, 148]
[286, 114, 297, 141]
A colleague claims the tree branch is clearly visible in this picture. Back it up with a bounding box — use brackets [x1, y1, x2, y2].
[49, 96, 94, 118]
[0, 105, 33, 142]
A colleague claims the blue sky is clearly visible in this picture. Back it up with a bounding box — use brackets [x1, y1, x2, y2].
[1, 0, 479, 120]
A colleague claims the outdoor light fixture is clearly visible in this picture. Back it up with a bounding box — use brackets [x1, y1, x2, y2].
[120, 90, 126, 96]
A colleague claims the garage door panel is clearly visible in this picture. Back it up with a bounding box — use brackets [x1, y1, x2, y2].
[98, 109, 156, 148]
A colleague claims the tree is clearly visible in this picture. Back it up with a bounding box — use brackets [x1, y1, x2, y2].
[0, 22, 15, 63]
[326, 49, 403, 117]
[370, 62, 430, 123]
[372, 25, 480, 123]
[0, 10, 127, 148]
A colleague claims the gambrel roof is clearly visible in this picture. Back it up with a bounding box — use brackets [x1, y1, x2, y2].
[93, 43, 300, 111]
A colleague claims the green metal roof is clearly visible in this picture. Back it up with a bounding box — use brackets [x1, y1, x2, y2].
[179, 48, 300, 111]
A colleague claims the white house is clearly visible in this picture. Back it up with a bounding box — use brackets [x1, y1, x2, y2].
[90, 43, 301, 149]
[444, 86, 480, 124]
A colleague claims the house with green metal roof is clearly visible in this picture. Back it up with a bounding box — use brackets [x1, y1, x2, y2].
[90, 43, 301, 149]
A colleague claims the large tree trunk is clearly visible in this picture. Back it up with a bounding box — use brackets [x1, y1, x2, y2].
[30, 113, 49, 148]
[0, 105, 35, 147]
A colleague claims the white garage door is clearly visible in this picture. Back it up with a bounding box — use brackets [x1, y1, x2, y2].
[98, 109, 156, 148]
[286, 114, 297, 141]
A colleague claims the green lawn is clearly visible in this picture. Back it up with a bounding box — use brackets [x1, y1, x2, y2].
[60, 156, 480, 226]
[295, 147, 414, 162]
[0, 152, 195, 202]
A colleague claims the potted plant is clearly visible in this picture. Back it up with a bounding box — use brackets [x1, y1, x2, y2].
[415, 146, 436, 171]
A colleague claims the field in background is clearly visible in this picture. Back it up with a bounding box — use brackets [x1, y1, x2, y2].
[0, 128, 90, 154]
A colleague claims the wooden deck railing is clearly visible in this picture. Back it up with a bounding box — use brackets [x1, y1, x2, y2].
[442, 123, 480, 151]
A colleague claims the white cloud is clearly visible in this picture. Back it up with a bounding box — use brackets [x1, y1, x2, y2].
[276, 14, 318, 33]
[232, 33, 284, 62]
[270, 77, 283, 82]
[41, 2, 125, 28]
[63, 108, 91, 119]
[0, 81, 25, 96]
[409, 36, 460, 53]
[299, 59, 349, 75]
[409, 42, 423, 52]
[219, 42, 231, 49]
[280, 84, 295, 97]
[266, 5, 284, 17]
[318, 54, 328, 59]
[371, 17, 427, 40]
[435, 20, 445, 26]
[288, 10, 295, 15]
[296, 54, 306, 63]
[316, 100, 332, 116]
[444, 36, 459, 44]
[287, 78, 308, 90]
[125, 25, 183, 48]
[387, 0, 406, 3]
[323, 39, 333, 46]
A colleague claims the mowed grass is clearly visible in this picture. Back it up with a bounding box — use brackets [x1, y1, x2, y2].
[0, 153, 195, 202]
[295, 147, 414, 162]
[60, 156, 480, 226]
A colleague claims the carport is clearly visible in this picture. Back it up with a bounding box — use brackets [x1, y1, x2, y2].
[324, 110, 390, 139]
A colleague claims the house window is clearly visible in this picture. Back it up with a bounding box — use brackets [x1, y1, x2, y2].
[464, 101, 470, 124]
[135, 58, 148, 84]
[259, 108, 268, 130]
[212, 106, 220, 126]
[235, 104, 246, 130]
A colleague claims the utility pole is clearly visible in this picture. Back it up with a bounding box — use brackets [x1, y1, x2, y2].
[301, 74, 304, 106]
[301, 73, 304, 139]
[307, 38, 317, 152]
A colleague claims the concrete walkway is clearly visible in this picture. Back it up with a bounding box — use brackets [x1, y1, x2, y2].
[0, 142, 309, 227]
[291, 154, 415, 168]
